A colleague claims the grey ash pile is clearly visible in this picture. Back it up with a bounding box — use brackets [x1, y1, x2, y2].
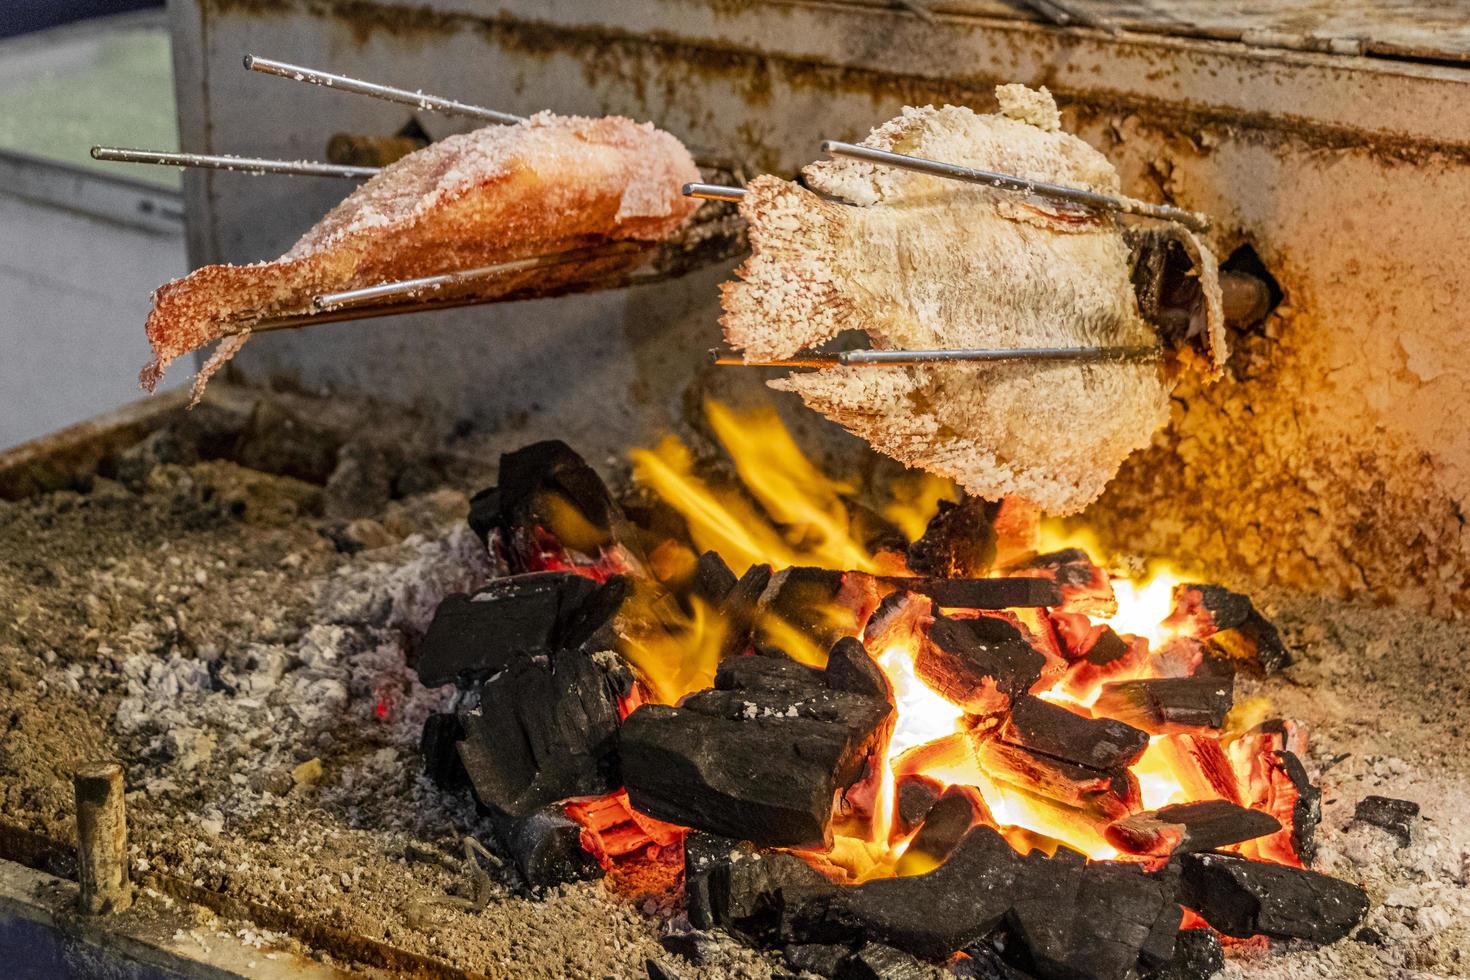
[0, 388, 1467, 979]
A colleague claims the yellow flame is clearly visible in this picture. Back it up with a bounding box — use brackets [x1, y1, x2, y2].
[619, 591, 726, 705]
[882, 472, 959, 542]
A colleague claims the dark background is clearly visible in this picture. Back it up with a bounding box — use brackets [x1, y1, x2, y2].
[1, 0, 165, 39]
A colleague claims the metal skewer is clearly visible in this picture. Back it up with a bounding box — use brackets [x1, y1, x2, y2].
[684, 182, 747, 202]
[90, 146, 377, 179]
[821, 140, 1209, 231]
[713, 345, 1162, 367]
[243, 55, 525, 126]
[311, 243, 649, 311]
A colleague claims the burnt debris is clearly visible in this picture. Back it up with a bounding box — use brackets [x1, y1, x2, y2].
[916, 615, 1045, 714]
[1107, 801, 1283, 858]
[1165, 583, 1289, 675]
[1179, 852, 1369, 944]
[1003, 695, 1149, 771]
[1090, 676, 1234, 734]
[1353, 795, 1420, 848]
[620, 652, 892, 847]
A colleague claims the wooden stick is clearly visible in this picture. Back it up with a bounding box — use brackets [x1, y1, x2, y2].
[73, 762, 131, 914]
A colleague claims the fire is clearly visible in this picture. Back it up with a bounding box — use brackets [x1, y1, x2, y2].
[628, 401, 1295, 877]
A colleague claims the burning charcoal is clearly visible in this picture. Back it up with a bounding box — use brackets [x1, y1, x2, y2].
[1353, 795, 1419, 848]
[496, 804, 604, 889]
[784, 944, 850, 978]
[1142, 928, 1223, 980]
[1003, 696, 1149, 771]
[1054, 628, 1144, 700]
[1178, 852, 1369, 944]
[826, 637, 892, 700]
[906, 496, 998, 578]
[474, 439, 640, 574]
[420, 712, 468, 790]
[895, 776, 944, 837]
[1010, 549, 1117, 618]
[836, 943, 931, 980]
[1107, 801, 1282, 857]
[1229, 727, 1320, 865]
[455, 648, 623, 819]
[760, 566, 880, 651]
[1090, 677, 1233, 735]
[953, 944, 1037, 980]
[896, 786, 991, 876]
[864, 591, 935, 655]
[976, 739, 1141, 823]
[621, 660, 891, 846]
[685, 835, 829, 942]
[781, 827, 1022, 957]
[885, 576, 1062, 610]
[916, 615, 1045, 714]
[692, 550, 739, 604]
[563, 791, 683, 869]
[415, 571, 607, 687]
[1006, 858, 1181, 980]
[1165, 584, 1289, 675]
[718, 563, 773, 658]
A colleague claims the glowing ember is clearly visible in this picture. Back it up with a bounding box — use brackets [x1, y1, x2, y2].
[621, 401, 1302, 879]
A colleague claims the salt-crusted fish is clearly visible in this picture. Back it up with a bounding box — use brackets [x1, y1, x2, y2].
[143, 112, 702, 401]
[721, 85, 1224, 515]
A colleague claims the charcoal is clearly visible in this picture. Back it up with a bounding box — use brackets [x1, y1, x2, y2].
[455, 647, 622, 819]
[1142, 928, 1222, 980]
[1003, 696, 1149, 771]
[781, 827, 1022, 957]
[646, 959, 680, 980]
[719, 563, 774, 658]
[621, 676, 890, 846]
[415, 572, 604, 688]
[864, 592, 934, 654]
[849, 502, 910, 557]
[715, 652, 825, 695]
[907, 497, 998, 578]
[1178, 852, 1369, 944]
[1005, 859, 1181, 980]
[976, 739, 1140, 823]
[687, 836, 829, 943]
[894, 776, 943, 837]
[953, 945, 1038, 980]
[692, 550, 739, 604]
[884, 577, 1061, 609]
[1011, 549, 1116, 618]
[826, 637, 893, 700]
[1090, 677, 1233, 734]
[916, 615, 1045, 714]
[658, 930, 714, 965]
[497, 804, 604, 889]
[420, 712, 468, 790]
[467, 485, 501, 544]
[1107, 801, 1282, 857]
[896, 786, 989, 876]
[836, 943, 931, 980]
[1353, 795, 1419, 847]
[784, 943, 850, 978]
[1166, 584, 1289, 674]
[760, 566, 876, 650]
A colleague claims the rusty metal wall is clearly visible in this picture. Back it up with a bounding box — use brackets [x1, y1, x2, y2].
[167, 0, 1470, 614]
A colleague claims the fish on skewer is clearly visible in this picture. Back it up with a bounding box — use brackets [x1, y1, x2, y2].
[144, 112, 701, 400]
[720, 84, 1225, 515]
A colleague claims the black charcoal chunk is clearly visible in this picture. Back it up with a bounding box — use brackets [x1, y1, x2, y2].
[497, 804, 604, 889]
[826, 637, 893, 700]
[658, 930, 714, 965]
[1179, 852, 1369, 944]
[1142, 928, 1223, 980]
[761, 566, 860, 649]
[897, 786, 986, 875]
[953, 944, 1038, 980]
[692, 550, 739, 604]
[888, 577, 1061, 610]
[646, 959, 680, 980]
[455, 647, 622, 819]
[1006, 859, 1181, 980]
[415, 571, 604, 688]
[1169, 584, 1289, 674]
[1107, 801, 1281, 857]
[686, 837, 829, 943]
[1353, 795, 1419, 848]
[784, 943, 851, 978]
[420, 712, 468, 790]
[916, 616, 1045, 715]
[1091, 677, 1233, 734]
[1004, 696, 1149, 771]
[895, 777, 944, 837]
[719, 563, 774, 658]
[907, 497, 998, 578]
[781, 827, 1021, 958]
[836, 943, 932, 980]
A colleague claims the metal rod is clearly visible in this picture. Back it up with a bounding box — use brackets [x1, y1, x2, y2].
[243, 55, 525, 126]
[821, 140, 1209, 231]
[312, 243, 648, 311]
[713, 345, 1162, 367]
[683, 182, 747, 202]
[74, 762, 131, 915]
[91, 146, 377, 179]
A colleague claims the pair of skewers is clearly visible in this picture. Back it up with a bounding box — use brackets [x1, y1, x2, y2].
[92, 54, 1208, 369]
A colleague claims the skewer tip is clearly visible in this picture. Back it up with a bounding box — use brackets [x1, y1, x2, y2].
[242, 54, 255, 70]
[89, 146, 104, 160]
